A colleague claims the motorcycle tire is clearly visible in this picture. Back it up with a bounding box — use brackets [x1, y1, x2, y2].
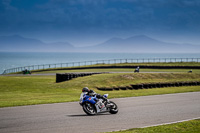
[83, 102, 97, 115]
[109, 101, 118, 114]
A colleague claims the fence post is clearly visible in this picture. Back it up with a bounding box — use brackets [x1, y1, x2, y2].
[2, 70, 6, 74]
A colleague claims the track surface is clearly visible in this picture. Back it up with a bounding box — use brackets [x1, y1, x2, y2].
[0, 92, 200, 133]
[1, 71, 175, 76]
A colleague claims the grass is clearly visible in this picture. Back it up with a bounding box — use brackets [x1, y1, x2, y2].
[89, 73, 200, 87]
[106, 119, 200, 133]
[1, 73, 200, 107]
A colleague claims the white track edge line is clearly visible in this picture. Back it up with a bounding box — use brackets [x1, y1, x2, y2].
[110, 117, 200, 132]
[141, 117, 200, 128]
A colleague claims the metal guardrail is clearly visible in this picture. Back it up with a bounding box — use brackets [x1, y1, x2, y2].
[2, 58, 200, 74]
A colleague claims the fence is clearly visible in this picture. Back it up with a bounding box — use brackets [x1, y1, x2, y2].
[2, 58, 200, 74]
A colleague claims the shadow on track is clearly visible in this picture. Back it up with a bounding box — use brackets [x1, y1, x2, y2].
[67, 113, 111, 117]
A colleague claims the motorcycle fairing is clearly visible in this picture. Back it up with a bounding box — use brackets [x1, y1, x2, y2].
[80, 92, 97, 105]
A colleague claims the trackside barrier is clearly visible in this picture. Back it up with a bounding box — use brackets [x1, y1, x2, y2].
[56, 72, 108, 83]
[2, 58, 200, 74]
[96, 81, 200, 91]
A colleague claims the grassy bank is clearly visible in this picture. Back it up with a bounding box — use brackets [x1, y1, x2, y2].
[1, 73, 200, 107]
[107, 119, 200, 133]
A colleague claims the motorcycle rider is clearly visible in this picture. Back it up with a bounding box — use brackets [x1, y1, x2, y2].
[134, 66, 140, 73]
[82, 87, 108, 103]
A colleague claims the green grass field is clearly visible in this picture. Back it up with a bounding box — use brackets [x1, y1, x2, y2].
[1, 62, 200, 107]
[1, 73, 200, 107]
[106, 119, 200, 133]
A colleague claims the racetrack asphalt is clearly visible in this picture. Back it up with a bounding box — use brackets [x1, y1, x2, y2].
[1, 71, 176, 76]
[0, 92, 200, 133]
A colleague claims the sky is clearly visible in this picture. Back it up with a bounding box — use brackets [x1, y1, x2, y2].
[1, 0, 200, 46]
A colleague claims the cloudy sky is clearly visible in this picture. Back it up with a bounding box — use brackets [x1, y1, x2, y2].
[1, 0, 200, 46]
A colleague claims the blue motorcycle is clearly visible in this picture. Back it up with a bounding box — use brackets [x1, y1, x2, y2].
[79, 93, 118, 115]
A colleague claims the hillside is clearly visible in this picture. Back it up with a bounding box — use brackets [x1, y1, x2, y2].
[0, 35, 74, 52]
[85, 35, 200, 53]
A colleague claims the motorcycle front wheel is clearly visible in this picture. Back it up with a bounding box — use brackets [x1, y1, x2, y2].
[109, 101, 118, 114]
[83, 102, 97, 115]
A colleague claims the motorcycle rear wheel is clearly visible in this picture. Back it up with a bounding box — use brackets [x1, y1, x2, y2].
[83, 102, 97, 115]
[109, 101, 118, 114]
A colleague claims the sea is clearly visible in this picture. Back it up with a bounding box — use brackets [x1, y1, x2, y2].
[0, 52, 200, 74]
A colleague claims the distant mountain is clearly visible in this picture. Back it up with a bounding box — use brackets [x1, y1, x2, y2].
[83, 35, 200, 53]
[0, 35, 74, 52]
[0, 35, 200, 53]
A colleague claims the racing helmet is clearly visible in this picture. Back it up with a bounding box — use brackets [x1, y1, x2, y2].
[82, 87, 89, 92]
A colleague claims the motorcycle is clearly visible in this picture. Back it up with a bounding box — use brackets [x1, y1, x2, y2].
[134, 67, 140, 73]
[79, 93, 118, 115]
